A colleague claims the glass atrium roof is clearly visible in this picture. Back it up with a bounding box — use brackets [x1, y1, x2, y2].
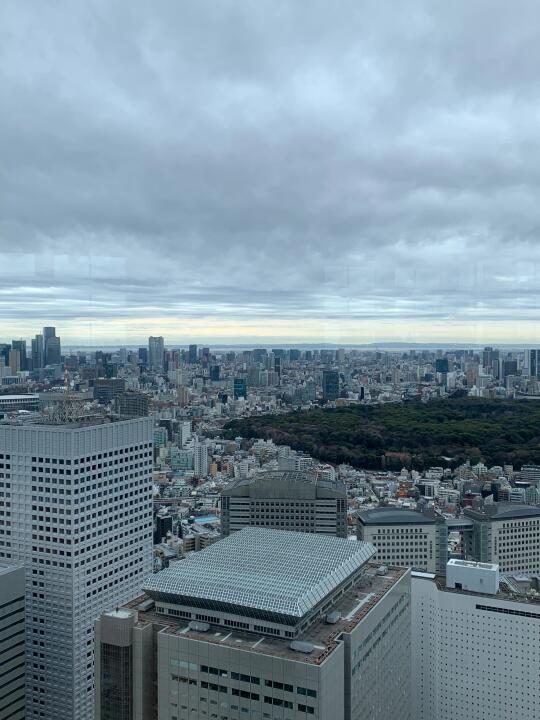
[143, 527, 376, 618]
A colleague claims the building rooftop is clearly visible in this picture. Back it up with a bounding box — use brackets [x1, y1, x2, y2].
[130, 565, 407, 664]
[0, 394, 40, 400]
[143, 527, 376, 619]
[357, 507, 437, 525]
[222, 470, 346, 497]
[464, 502, 540, 521]
[448, 559, 498, 571]
[413, 570, 540, 607]
[0, 563, 22, 576]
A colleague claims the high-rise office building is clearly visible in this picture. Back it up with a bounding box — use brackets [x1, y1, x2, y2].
[357, 507, 448, 574]
[463, 503, 540, 574]
[412, 560, 540, 720]
[233, 377, 247, 399]
[11, 341, 27, 371]
[525, 348, 539, 379]
[0, 414, 154, 720]
[31, 334, 44, 370]
[0, 564, 26, 720]
[274, 355, 282, 382]
[8, 349, 21, 375]
[45, 336, 61, 366]
[138, 347, 148, 367]
[148, 336, 165, 372]
[209, 364, 220, 381]
[435, 357, 448, 374]
[42, 327, 61, 366]
[188, 344, 198, 364]
[221, 470, 348, 537]
[42, 327, 55, 352]
[322, 370, 340, 401]
[501, 358, 518, 378]
[96, 528, 411, 720]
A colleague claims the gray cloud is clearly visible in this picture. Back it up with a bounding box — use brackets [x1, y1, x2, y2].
[1, 0, 540, 342]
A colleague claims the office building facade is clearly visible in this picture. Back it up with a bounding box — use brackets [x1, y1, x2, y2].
[0, 415, 154, 720]
[233, 377, 247, 400]
[412, 560, 540, 720]
[42, 328, 61, 367]
[525, 349, 539, 379]
[96, 528, 411, 720]
[357, 507, 448, 573]
[221, 470, 348, 537]
[188, 344, 198, 364]
[148, 336, 165, 372]
[463, 503, 540, 574]
[0, 564, 26, 720]
[322, 370, 339, 401]
[115, 390, 150, 418]
[31, 335, 44, 370]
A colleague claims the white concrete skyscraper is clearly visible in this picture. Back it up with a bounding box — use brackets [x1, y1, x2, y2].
[193, 437, 209, 477]
[0, 414, 154, 720]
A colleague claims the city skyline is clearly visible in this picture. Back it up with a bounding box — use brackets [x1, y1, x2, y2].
[2, 2, 540, 344]
[3, 320, 540, 347]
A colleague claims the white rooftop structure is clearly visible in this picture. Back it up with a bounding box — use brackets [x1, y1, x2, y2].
[446, 558, 500, 595]
[143, 527, 376, 621]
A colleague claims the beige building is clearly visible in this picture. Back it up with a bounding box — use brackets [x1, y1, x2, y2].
[95, 528, 411, 720]
[464, 502, 540, 574]
[357, 507, 448, 573]
[221, 471, 348, 537]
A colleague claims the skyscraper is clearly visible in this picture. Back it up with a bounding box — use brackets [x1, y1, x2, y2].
[525, 349, 539, 379]
[148, 336, 164, 372]
[0, 564, 25, 720]
[233, 377, 247, 399]
[31, 334, 44, 370]
[8, 349, 21, 375]
[42, 327, 61, 366]
[11, 340, 27, 371]
[188, 344, 198, 364]
[45, 336, 61, 366]
[0, 414, 154, 720]
[322, 369, 340, 401]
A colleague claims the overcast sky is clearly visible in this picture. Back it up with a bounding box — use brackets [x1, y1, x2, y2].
[2, 1, 540, 345]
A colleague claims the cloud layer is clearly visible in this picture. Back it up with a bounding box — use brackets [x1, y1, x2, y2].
[2, 1, 540, 343]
